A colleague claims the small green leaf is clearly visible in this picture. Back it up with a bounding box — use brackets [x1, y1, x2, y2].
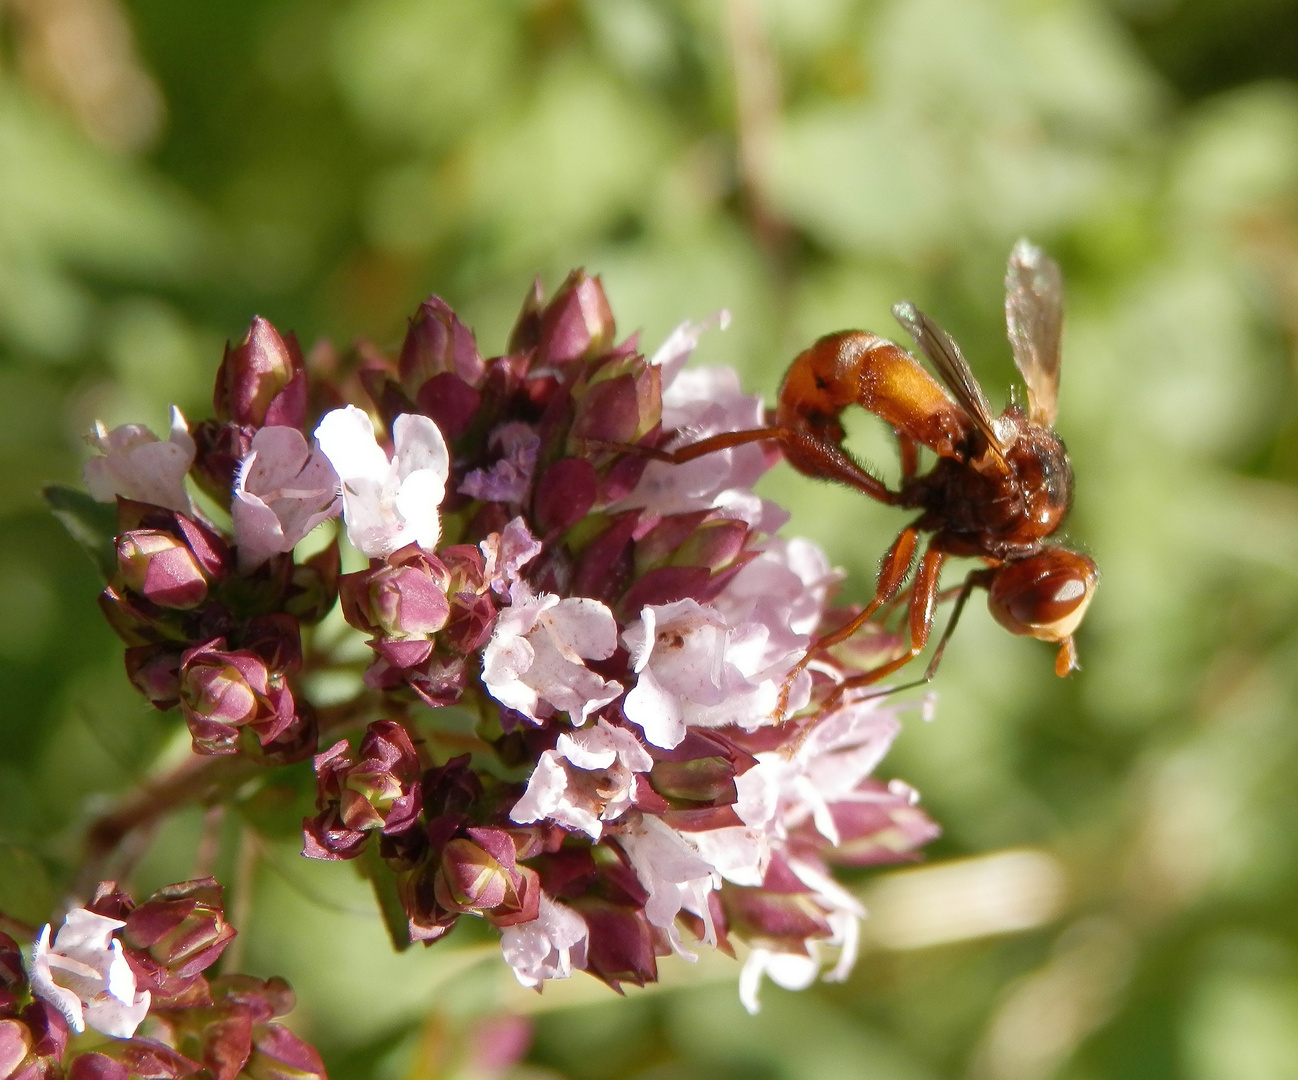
[42, 485, 118, 580]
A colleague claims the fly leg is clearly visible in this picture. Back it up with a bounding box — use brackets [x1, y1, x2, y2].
[775, 523, 921, 717]
[820, 553, 996, 707]
[581, 426, 904, 506]
[809, 543, 946, 709]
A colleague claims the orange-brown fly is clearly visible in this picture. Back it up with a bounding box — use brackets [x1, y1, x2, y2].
[635, 240, 1097, 702]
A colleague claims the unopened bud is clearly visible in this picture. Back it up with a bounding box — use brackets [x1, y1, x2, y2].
[434, 829, 538, 926]
[117, 530, 209, 609]
[124, 878, 236, 979]
[436, 838, 510, 913]
[124, 645, 184, 708]
[340, 553, 450, 641]
[214, 317, 305, 429]
[398, 296, 484, 395]
[570, 359, 661, 447]
[537, 271, 615, 364]
[342, 721, 422, 832]
[68, 1053, 129, 1080]
[0, 1019, 30, 1078]
[667, 519, 750, 573]
[179, 641, 298, 757]
[243, 1024, 326, 1080]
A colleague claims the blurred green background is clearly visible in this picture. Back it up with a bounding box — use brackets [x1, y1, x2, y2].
[6, 0, 1298, 1076]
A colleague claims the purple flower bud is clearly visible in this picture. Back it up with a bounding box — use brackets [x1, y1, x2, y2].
[507, 277, 545, 355]
[434, 830, 539, 926]
[209, 974, 294, 1022]
[572, 511, 640, 604]
[115, 502, 230, 578]
[303, 723, 423, 861]
[435, 839, 510, 912]
[792, 781, 940, 866]
[398, 296, 484, 394]
[123, 879, 236, 980]
[3, 1003, 69, 1080]
[397, 863, 459, 945]
[302, 744, 369, 862]
[620, 566, 712, 612]
[570, 898, 663, 991]
[340, 550, 450, 641]
[364, 653, 468, 710]
[117, 531, 210, 610]
[649, 754, 739, 805]
[214, 318, 306, 430]
[631, 511, 709, 567]
[345, 722, 423, 831]
[243, 1024, 327, 1080]
[0, 1019, 31, 1079]
[570, 363, 661, 448]
[102, 1038, 203, 1080]
[124, 645, 185, 709]
[85, 880, 136, 921]
[178, 641, 298, 756]
[422, 754, 482, 821]
[438, 545, 498, 654]
[537, 271, 616, 364]
[68, 1052, 130, 1080]
[666, 519, 752, 574]
[720, 859, 833, 949]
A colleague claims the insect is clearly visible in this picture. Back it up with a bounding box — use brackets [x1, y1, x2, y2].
[643, 240, 1098, 699]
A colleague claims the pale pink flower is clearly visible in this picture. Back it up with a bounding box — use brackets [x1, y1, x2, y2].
[231, 426, 340, 571]
[735, 698, 904, 846]
[314, 406, 449, 559]
[647, 310, 731, 382]
[481, 584, 621, 724]
[499, 893, 589, 990]
[84, 406, 195, 513]
[618, 815, 718, 958]
[615, 314, 775, 525]
[479, 517, 543, 596]
[687, 824, 770, 888]
[622, 599, 808, 749]
[712, 538, 839, 672]
[737, 859, 865, 1015]
[28, 909, 150, 1037]
[510, 718, 653, 838]
[686, 704, 908, 890]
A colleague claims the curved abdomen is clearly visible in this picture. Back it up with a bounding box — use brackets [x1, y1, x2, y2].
[776, 332, 971, 461]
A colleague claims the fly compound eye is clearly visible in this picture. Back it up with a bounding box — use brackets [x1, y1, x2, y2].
[988, 550, 1098, 642]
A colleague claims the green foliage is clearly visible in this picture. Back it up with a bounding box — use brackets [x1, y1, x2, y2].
[43, 485, 120, 581]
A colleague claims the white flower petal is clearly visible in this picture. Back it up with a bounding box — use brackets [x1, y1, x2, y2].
[29, 909, 149, 1039]
[315, 405, 389, 481]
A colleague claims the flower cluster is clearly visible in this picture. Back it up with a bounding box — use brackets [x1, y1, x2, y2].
[3, 879, 324, 1080]
[94, 320, 338, 765]
[80, 271, 939, 1010]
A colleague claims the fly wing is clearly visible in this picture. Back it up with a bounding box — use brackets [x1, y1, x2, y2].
[892, 300, 1008, 463]
[1005, 239, 1064, 428]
